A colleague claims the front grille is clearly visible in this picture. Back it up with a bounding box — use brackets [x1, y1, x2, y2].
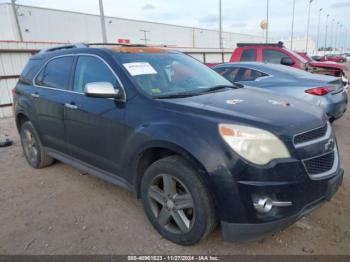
[303, 151, 335, 175]
[294, 124, 328, 145]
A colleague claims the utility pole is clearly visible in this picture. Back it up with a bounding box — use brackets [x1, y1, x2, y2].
[305, 0, 313, 53]
[316, 8, 322, 54]
[140, 30, 150, 45]
[266, 0, 269, 43]
[11, 0, 23, 41]
[324, 14, 330, 55]
[219, 0, 223, 49]
[290, 0, 296, 50]
[99, 0, 107, 43]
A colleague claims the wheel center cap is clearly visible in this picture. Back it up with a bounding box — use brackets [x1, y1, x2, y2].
[166, 199, 175, 209]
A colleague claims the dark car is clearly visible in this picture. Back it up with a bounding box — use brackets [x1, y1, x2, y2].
[14, 43, 343, 245]
[213, 62, 348, 121]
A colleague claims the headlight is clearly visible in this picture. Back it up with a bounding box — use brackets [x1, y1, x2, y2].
[218, 124, 290, 165]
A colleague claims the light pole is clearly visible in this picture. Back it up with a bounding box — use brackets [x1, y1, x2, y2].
[330, 18, 335, 52]
[324, 14, 330, 55]
[305, 0, 313, 53]
[98, 0, 107, 43]
[316, 8, 322, 54]
[334, 22, 340, 54]
[219, 0, 223, 49]
[266, 0, 269, 43]
[291, 0, 296, 50]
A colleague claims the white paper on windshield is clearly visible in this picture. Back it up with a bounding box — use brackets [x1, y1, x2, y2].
[123, 62, 157, 76]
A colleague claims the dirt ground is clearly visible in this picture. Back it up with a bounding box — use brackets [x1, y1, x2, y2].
[0, 104, 349, 255]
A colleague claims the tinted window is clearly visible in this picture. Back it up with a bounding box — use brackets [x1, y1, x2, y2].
[241, 49, 257, 61]
[214, 67, 240, 83]
[73, 56, 117, 93]
[36, 57, 74, 90]
[235, 68, 267, 81]
[263, 50, 291, 64]
[19, 59, 42, 84]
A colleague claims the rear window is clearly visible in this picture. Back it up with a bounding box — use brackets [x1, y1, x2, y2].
[241, 49, 257, 61]
[35, 56, 74, 90]
[19, 59, 42, 84]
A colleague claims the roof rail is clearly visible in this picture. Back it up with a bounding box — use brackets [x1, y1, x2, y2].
[237, 41, 284, 48]
[87, 43, 148, 47]
[38, 43, 88, 54]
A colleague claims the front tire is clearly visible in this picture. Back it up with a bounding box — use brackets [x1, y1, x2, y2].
[20, 121, 54, 169]
[141, 156, 217, 245]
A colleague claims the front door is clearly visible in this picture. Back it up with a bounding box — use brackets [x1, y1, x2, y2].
[64, 55, 126, 175]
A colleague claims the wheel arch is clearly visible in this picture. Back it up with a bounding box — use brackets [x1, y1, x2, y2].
[132, 141, 210, 198]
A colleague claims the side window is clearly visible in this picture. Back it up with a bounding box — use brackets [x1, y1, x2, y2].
[214, 67, 240, 83]
[263, 50, 291, 64]
[35, 57, 74, 90]
[73, 56, 117, 93]
[235, 69, 267, 82]
[241, 49, 257, 61]
[19, 59, 42, 84]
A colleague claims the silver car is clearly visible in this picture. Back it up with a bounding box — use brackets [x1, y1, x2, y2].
[213, 62, 348, 122]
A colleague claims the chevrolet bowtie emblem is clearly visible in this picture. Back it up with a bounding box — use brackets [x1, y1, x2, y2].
[268, 99, 291, 107]
[325, 138, 335, 152]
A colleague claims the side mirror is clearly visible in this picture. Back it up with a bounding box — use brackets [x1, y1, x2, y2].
[84, 82, 123, 99]
[281, 57, 295, 66]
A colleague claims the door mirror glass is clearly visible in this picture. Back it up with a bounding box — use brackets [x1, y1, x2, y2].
[281, 57, 295, 66]
[84, 82, 122, 99]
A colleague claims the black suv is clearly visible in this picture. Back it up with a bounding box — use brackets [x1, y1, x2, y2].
[14, 43, 343, 245]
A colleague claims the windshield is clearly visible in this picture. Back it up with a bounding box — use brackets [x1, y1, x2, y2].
[116, 52, 233, 97]
[284, 48, 308, 64]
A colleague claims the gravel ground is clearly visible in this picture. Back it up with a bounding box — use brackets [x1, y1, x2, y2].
[0, 100, 349, 255]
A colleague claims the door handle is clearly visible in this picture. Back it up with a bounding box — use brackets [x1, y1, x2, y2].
[31, 93, 40, 98]
[65, 103, 78, 110]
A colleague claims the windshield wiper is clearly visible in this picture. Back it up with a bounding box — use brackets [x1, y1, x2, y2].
[153, 84, 240, 99]
[205, 84, 238, 92]
[153, 91, 203, 99]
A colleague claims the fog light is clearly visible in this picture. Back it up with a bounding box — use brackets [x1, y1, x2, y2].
[253, 195, 293, 214]
[253, 197, 273, 213]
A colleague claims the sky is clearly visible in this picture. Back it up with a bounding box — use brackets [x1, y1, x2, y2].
[1, 0, 350, 46]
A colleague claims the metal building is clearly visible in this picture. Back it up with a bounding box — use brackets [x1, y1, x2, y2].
[0, 3, 265, 48]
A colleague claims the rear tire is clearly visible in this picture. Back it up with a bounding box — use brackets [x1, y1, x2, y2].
[20, 121, 54, 169]
[141, 155, 217, 245]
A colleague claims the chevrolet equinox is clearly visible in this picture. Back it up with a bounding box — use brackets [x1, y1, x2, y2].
[13, 43, 344, 245]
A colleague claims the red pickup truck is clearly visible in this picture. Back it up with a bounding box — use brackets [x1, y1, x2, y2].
[229, 42, 347, 80]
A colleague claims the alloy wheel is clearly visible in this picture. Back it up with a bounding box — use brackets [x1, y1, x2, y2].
[147, 174, 195, 234]
[22, 128, 38, 164]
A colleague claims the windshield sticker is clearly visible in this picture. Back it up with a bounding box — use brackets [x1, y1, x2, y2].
[268, 99, 291, 107]
[151, 88, 161, 94]
[123, 62, 157, 76]
[226, 99, 243, 105]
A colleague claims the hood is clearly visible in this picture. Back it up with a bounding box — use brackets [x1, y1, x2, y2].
[160, 88, 326, 136]
[309, 61, 345, 70]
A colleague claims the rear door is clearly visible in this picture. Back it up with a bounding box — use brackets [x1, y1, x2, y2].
[33, 56, 75, 154]
[64, 54, 126, 175]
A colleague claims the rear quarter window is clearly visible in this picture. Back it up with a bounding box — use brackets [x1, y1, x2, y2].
[19, 59, 43, 84]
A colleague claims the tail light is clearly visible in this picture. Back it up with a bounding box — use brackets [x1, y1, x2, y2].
[305, 86, 334, 96]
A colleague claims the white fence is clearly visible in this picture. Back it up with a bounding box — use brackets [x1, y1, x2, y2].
[0, 41, 233, 118]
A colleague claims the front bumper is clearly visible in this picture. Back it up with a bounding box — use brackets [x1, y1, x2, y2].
[221, 168, 344, 242]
